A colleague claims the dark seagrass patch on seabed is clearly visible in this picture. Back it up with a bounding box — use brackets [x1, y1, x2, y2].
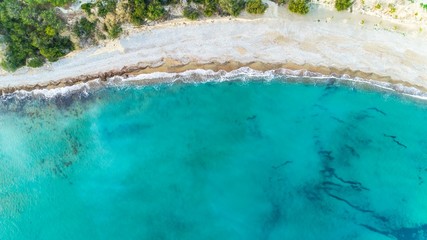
[0, 85, 97, 115]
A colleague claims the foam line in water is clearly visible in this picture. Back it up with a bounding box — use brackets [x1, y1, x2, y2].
[2, 67, 427, 101]
[112, 67, 427, 100]
[1, 80, 99, 101]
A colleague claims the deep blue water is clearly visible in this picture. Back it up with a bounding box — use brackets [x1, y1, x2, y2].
[1, 78, 427, 240]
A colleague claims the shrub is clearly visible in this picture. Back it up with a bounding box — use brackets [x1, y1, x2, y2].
[73, 17, 97, 45]
[81, 3, 93, 15]
[97, 0, 117, 17]
[23, 0, 75, 7]
[335, 0, 353, 11]
[73, 17, 95, 37]
[164, 0, 180, 4]
[129, 0, 147, 25]
[272, 0, 287, 5]
[204, 0, 218, 16]
[288, 0, 309, 14]
[1, 46, 29, 71]
[147, 0, 166, 21]
[218, 0, 245, 16]
[183, 6, 200, 20]
[246, 0, 267, 14]
[27, 56, 45, 68]
[39, 37, 74, 62]
[45, 26, 56, 36]
[0, 0, 73, 71]
[188, 0, 204, 3]
[388, 4, 396, 13]
[97, 31, 107, 40]
[107, 23, 122, 39]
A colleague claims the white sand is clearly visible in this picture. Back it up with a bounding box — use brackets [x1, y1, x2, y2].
[1, 4, 427, 89]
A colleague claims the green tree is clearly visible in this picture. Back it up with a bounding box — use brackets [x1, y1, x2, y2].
[218, 0, 245, 16]
[203, 0, 218, 16]
[97, 0, 117, 17]
[19, 6, 39, 25]
[246, 0, 267, 14]
[38, 36, 73, 62]
[45, 26, 56, 36]
[147, 0, 165, 21]
[288, 0, 309, 14]
[0, 0, 73, 70]
[129, 0, 147, 25]
[39, 9, 66, 36]
[81, 3, 93, 15]
[335, 0, 353, 11]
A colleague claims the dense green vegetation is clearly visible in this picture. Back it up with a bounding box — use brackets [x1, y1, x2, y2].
[203, 0, 220, 16]
[107, 23, 122, 39]
[0, 0, 73, 70]
[75, 0, 168, 42]
[128, 0, 147, 25]
[73, 17, 97, 45]
[118, 0, 167, 25]
[97, 0, 117, 17]
[288, 0, 310, 14]
[246, 0, 268, 14]
[272, 0, 287, 5]
[23, 0, 75, 7]
[335, 0, 353, 11]
[81, 3, 94, 15]
[183, 6, 201, 20]
[27, 56, 46, 68]
[147, 0, 166, 20]
[219, 0, 246, 16]
[0, 0, 349, 71]
[188, 0, 205, 4]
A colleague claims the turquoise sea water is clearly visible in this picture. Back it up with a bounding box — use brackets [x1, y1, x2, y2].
[1, 77, 427, 240]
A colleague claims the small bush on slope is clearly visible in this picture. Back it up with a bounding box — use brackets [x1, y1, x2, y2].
[335, 0, 353, 11]
[246, 0, 268, 14]
[218, 0, 246, 16]
[147, 0, 166, 21]
[183, 6, 201, 20]
[288, 0, 309, 14]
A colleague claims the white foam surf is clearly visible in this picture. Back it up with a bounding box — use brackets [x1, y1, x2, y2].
[107, 67, 427, 101]
[2, 67, 427, 101]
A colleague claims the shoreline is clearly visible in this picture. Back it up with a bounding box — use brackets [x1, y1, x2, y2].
[0, 59, 413, 94]
[1, 5, 427, 95]
[4, 62, 427, 102]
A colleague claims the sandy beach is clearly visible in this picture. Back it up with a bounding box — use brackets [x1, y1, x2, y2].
[1, 3, 427, 92]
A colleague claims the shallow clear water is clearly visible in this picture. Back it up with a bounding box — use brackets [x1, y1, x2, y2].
[1, 78, 427, 240]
